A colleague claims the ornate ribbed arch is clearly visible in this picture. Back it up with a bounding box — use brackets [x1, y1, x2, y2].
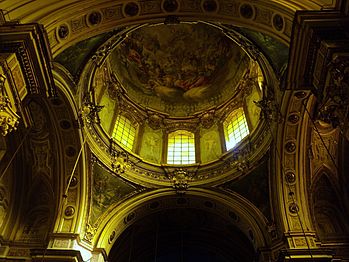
[94, 188, 271, 256]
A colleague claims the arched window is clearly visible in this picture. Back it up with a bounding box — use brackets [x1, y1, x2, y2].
[112, 115, 136, 150]
[167, 130, 195, 164]
[224, 108, 249, 150]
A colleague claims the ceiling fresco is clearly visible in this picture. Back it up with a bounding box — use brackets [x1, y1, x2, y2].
[222, 154, 271, 221]
[236, 27, 289, 76]
[55, 32, 111, 83]
[109, 23, 250, 116]
[91, 161, 143, 224]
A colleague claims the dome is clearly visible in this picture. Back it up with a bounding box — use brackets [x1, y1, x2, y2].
[108, 23, 250, 117]
[91, 22, 265, 169]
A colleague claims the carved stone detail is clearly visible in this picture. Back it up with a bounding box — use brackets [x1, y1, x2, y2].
[57, 24, 69, 39]
[111, 150, 130, 175]
[147, 113, 164, 130]
[108, 230, 116, 244]
[254, 97, 282, 123]
[169, 168, 192, 194]
[288, 203, 299, 214]
[285, 171, 296, 184]
[84, 223, 97, 243]
[317, 57, 349, 132]
[162, 0, 179, 12]
[285, 141, 296, 154]
[91, 26, 131, 66]
[123, 2, 140, 17]
[202, 0, 218, 12]
[0, 74, 19, 136]
[64, 206, 75, 217]
[199, 110, 215, 129]
[0, 185, 9, 228]
[287, 113, 300, 124]
[310, 127, 338, 173]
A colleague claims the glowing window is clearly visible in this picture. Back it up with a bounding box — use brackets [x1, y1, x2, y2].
[224, 108, 249, 150]
[167, 130, 195, 164]
[112, 115, 136, 150]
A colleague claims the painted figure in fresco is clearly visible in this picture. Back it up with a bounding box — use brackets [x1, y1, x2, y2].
[113, 23, 246, 104]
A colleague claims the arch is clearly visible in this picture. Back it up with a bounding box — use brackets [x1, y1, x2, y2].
[310, 170, 349, 240]
[50, 66, 89, 238]
[94, 188, 271, 256]
[108, 208, 257, 262]
[2, 0, 324, 58]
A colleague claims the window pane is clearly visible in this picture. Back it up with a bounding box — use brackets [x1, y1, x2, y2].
[224, 108, 249, 150]
[112, 115, 136, 150]
[167, 130, 195, 164]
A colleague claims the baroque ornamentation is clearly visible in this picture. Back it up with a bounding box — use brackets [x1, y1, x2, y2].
[87, 11, 102, 26]
[288, 203, 299, 214]
[84, 223, 98, 243]
[111, 149, 130, 175]
[285, 171, 296, 184]
[124, 2, 140, 17]
[202, 0, 218, 12]
[287, 113, 300, 124]
[285, 141, 296, 153]
[162, 0, 179, 12]
[64, 206, 75, 217]
[91, 26, 130, 66]
[57, 24, 69, 39]
[147, 113, 164, 130]
[272, 14, 284, 31]
[199, 110, 215, 129]
[108, 230, 116, 244]
[169, 168, 192, 194]
[0, 74, 19, 136]
[231, 159, 249, 173]
[317, 57, 349, 131]
[254, 98, 282, 123]
[79, 99, 104, 125]
[239, 3, 254, 19]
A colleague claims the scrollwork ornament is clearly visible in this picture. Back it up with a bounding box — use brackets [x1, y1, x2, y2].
[91, 27, 128, 66]
[285, 171, 296, 184]
[79, 97, 104, 126]
[254, 97, 282, 123]
[169, 168, 192, 194]
[84, 223, 97, 243]
[288, 203, 299, 214]
[317, 58, 349, 131]
[230, 159, 249, 173]
[0, 74, 19, 136]
[200, 110, 215, 129]
[147, 113, 164, 130]
[111, 150, 130, 175]
[64, 206, 75, 217]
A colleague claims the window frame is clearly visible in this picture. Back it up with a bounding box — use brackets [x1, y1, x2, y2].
[223, 107, 250, 151]
[165, 129, 196, 165]
[111, 114, 137, 151]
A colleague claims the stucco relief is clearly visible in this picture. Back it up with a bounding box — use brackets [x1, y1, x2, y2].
[310, 125, 339, 178]
[0, 185, 8, 229]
